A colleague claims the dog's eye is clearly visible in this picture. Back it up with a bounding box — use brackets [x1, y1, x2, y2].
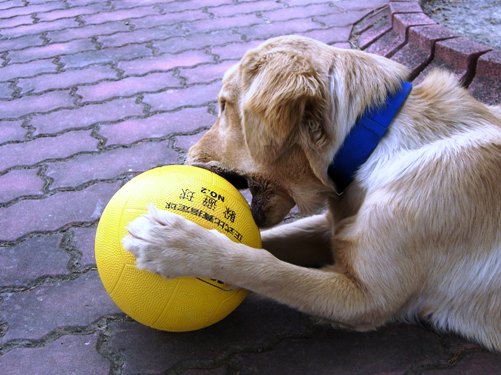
[219, 100, 226, 114]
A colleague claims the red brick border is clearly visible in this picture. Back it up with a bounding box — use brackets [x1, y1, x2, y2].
[352, 0, 501, 105]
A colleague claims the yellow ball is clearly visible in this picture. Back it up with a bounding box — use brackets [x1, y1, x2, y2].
[95, 165, 261, 332]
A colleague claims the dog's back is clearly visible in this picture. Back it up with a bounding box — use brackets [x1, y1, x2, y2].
[358, 71, 501, 350]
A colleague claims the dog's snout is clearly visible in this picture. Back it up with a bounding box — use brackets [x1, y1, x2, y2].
[250, 202, 267, 228]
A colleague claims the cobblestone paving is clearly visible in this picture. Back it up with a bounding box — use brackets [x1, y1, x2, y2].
[351, 0, 501, 106]
[0, 1, 500, 374]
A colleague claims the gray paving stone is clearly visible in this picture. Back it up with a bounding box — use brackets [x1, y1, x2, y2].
[153, 30, 243, 56]
[302, 26, 352, 45]
[0, 82, 12, 100]
[0, 234, 68, 287]
[425, 351, 501, 374]
[2, 91, 74, 120]
[0, 59, 57, 82]
[45, 141, 179, 189]
[107, 294, 315, 375]
[230, 325, 447, 375]
[69, 225, 97, 268]
[0, 17, 79, 40]
[60, 44, 153, 69]
[105, 293, 473, 375]
[9, 39, 96, 65]
[17, 65, 118, 95]
[118, 50, 214, 76]
[0, 120, 27, 144]
[0, 333, 110, 375]
[0, 181, 122, 241]
[0, 168, 44, 203]
[77, 71, 182, 103]
[0, 130, 99, 172]
[0, 271, 120, 344]
[98, 107, 215, 147]
[31, 98, 145, 136]
[142, 82, 221, 113]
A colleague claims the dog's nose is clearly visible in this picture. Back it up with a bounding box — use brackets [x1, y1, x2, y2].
[250, 202, 268, 228]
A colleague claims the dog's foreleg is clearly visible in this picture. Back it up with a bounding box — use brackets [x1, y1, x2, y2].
[200, 240, 395, 330]
[124, 207, 406, 330]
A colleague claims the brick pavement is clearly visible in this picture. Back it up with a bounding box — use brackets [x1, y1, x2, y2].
[0, 1, 500, 374]
[351, 0, 501, 105]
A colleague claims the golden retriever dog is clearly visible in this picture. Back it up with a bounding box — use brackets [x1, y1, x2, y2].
[123, 36, 501, 351]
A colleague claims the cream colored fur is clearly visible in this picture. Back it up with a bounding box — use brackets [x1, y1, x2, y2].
[123, 36, 501, 351]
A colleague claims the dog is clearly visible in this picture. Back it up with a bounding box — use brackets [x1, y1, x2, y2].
[123, 35, 501, 351]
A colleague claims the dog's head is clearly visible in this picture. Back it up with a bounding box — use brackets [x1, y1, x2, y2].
[187, 35, 408, 227]
[187, 36, 334, 227]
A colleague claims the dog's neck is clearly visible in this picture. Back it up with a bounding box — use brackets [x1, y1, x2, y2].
[328, 81, 412, 194]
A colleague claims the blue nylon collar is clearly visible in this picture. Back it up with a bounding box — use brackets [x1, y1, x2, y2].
[328, 81, 412, 194]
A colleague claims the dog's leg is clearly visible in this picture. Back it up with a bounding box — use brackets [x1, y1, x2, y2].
[123, 206, 412, 330]
[261, 213, 333, 267]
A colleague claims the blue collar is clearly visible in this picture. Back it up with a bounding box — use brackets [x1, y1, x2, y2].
[328, 81, 412, 194]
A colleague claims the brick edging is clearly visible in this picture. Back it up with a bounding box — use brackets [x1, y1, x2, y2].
[351, 0, 501, 105]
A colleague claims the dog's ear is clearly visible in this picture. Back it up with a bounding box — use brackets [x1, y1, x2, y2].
[240, 49, 327, 163]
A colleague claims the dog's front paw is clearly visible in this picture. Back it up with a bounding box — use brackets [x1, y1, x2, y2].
[122, 205, 226, 278]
